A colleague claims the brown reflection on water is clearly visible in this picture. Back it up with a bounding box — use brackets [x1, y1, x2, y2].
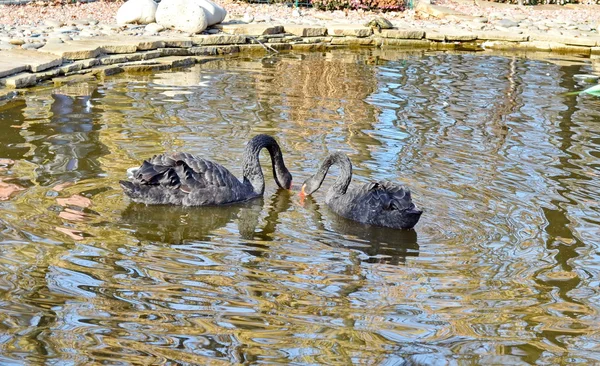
[0, 49, 600, 364]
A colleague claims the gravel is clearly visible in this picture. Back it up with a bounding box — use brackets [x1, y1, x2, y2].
[0, 0, 599, 32]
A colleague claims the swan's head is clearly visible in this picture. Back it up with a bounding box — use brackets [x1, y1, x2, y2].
[397, 207, 423, 230]
[299, 175, 320, 197]
[276, 169, 293, 190]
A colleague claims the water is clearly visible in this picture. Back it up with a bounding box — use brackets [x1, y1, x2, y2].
[1, 49, 599, 365]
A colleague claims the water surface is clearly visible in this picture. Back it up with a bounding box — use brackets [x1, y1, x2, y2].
[1, 49, 599, 365]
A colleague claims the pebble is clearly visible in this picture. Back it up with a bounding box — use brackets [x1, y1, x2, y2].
[145, 22, 164, 33]
[44, 19, 64, 28]
[496, 19, 520, 28]
[9, 38, 25, 45]
[574, 74, 600, 82]
[22, 42, 44, 50]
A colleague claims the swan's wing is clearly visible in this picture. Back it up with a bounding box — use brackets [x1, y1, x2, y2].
[133, 152, 240, 191]
[362, 181, 414, 211]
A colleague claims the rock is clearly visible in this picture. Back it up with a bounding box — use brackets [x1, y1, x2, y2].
[243, 12, 254, 23]
[578, 25, 592, 32]
[197, 0, 227, 26]
[116, 0, 158, 25]
[156, 0, 208, 33]
[574, 74, 600, 83]
[57, 26, 78, 33]
[9, 39, 25, 46]
[22, 42, 45, 50]
[44, 19, 63, 28]
[145, 22, 164, 33]
[496, 19, 519, 28]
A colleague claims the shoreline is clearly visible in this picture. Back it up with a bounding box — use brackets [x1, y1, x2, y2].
[1, 0, 600, 96]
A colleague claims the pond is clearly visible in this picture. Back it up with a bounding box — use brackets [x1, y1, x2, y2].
[1, 49, 599, 364]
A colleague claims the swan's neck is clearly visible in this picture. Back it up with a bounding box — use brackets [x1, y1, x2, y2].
[317, 152, 352, 197]
[242, 134, 287, 195]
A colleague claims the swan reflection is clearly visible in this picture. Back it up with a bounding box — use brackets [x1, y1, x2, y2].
[120, 188, 293, 244]
[302, 195, 419, 265]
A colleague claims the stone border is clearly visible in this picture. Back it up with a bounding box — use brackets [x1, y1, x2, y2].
[1, 22, 600, 99]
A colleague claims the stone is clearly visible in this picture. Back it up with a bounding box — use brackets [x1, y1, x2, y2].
[549, 43, 591, 56]
[192, 34, 247, 46]
[215, 23, 283, 36]
[44, 19, 64, 28]
[291, 43, 329, 52]
[284, 25, 327, 37]
[36, 67, 61, 81]
[380, 29, 425, 39]
[159, 47, 191, 56]
[116, 0, 158, 25]
[425, 31, 445, 41]
[562, 37, 599, 47]
[444, 30, 477, 41]
[38, 41, 101, 60]
[156, 56, 196, 67]
[156, 0, 208, 34]
[578, 25, 592, 32]
[22, 42, 45, 50]
[196, 0, 227, 26]
[416, 2, 463, 19]
[496, 19, 519, 28]
[380, 39, 430, 48]
[327, 25, 372, 38]
[145, 22, 164, 33]
[0, 49, 63, 73]
[574, 74, 600, 82]
[330, 37, 374, 46]
[92, 65, 125, 78]
[99, 54, 130, 65]
[474, 31, 528, 42]
[9, 39, 25, 46]
[60, 62, 84, 74]
[0, 58, 27, 78]
[2, 72, 37, 88]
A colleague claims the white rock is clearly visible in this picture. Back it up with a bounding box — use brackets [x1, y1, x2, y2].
[242, 12, 254, 23]
[116, 0, 158, 25]
[196, 0, 227, 26]
[156, 0, 208, 34]
[145, 22, 164, 33]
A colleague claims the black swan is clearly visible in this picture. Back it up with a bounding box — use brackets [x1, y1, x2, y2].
[120, 134, 292, 206]
[300, 152, 422, 230]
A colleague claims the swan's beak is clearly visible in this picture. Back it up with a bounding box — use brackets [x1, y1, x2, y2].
[299, 184, 306, 198]
[299, 184, 306, 205]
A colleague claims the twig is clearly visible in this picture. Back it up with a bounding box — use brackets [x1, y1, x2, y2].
[247, 35, 280, 54]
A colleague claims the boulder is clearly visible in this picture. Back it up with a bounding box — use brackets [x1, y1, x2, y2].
[156, 0, 208, 33]
[196, 0, 227, 26]
[116, 0, 158, 25]
[155, 0, 225, 33]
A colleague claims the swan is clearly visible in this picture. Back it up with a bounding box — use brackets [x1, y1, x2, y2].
[300, 152, 422, 230]
[120, 134, 292, 206]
